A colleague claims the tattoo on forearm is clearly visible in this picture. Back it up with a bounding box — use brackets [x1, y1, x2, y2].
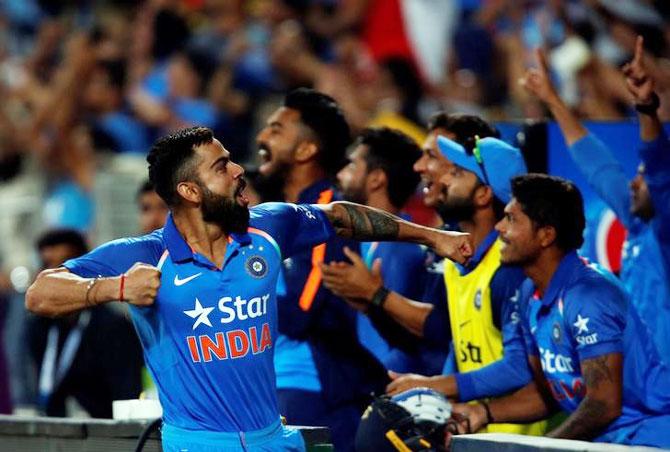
[583, 355, 614, 389]
[550, 397, 608, 440]
[549, 356, 617, 440]
[330, 203, 400, 241]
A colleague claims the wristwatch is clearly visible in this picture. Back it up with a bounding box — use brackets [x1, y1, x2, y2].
[370, 286, 390, 308]
[635, 92, 660, 115]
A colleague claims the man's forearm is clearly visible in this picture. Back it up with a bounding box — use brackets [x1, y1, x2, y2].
[488, 380, 552, 424]
[26, 268, 121, 317]
[321, 201, 437, 245]
[382, 292, 433, 337]
[547, 396, 616, 440]
[546, 96, 588, 147]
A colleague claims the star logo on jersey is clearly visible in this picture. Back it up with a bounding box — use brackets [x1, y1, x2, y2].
[183, 298, 214, 330]
[573, 314, 590, 334]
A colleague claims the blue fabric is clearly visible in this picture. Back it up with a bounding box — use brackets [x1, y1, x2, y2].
[161, 418, 305, 452]
[568, 134, 670, 364]
[64, 203, 333, 433]
[43, 180, 94, 232]
[520, 252, 670, 447]
[95, 111, 150, 153]
[275, 180, 388, 411]
[172, 97, 218, 128]
[437, 136, 527, 203]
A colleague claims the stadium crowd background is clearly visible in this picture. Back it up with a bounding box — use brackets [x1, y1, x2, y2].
[0, 0, 669, 445]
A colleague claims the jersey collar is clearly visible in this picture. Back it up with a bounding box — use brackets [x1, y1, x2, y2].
[539, 251, 581, 307]
[163, 213, 253, 264]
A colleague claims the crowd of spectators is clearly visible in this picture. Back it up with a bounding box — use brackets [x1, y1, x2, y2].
[1, 0, 670, 440]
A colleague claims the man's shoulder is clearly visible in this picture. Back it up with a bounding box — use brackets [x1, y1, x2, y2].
[564, 265, 627, 311]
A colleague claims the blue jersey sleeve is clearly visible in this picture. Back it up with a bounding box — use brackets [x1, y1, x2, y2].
[640, 131, 670, 276]
[454, 267, 532, 401]
[569, 134, 633, 228]
[63, 232, 164, 277]
[563, 274, 626, 361]
[249, 203, 335, 258]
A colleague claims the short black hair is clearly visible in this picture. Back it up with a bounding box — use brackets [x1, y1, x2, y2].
[147, 127, 213, 206]
[427, 113, 499, 152]
[137, 179, 156, 201]
[356, 128, 422, 208]
[511, 173, 585, 252]
[284, 88, 351, 176]
[36, 229, 88, 256]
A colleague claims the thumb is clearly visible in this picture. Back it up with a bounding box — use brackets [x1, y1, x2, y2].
[343, 246, 365, 266]
[388, 370, 401, 380]
[371, 258, 382, 277]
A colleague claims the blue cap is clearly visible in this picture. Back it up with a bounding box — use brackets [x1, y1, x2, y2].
[437, 135, 527, 203]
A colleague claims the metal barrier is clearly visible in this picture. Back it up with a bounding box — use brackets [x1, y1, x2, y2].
[451, 433, 664, 452]
[0, 415, 333, 451]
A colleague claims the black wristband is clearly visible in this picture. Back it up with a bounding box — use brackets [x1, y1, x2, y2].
[635, 92, 660, 115]
[370, 286, 390, 308]
[480, 400, 494, 425]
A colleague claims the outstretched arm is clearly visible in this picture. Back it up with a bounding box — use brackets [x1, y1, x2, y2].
[317, 201, 472, 264]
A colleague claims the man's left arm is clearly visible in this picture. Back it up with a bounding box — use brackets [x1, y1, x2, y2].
[551, 281, 628, 439]
[548, 353, 622, 439]
[317, 201, 472, 264]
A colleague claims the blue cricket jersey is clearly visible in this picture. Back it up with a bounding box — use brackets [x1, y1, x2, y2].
[569, 133, 670, 363]
[63, 203, 334, 432]
[521, 251, 670, 447]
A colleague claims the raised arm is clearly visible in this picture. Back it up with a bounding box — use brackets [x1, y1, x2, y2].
[317, 201, 472, 264]
[521, 49, 632, 225]
[623, 36, 662, 143]
[25, 263, 160, 317]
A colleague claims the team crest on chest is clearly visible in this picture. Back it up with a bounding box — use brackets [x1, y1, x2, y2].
[246, 255, 268, 278]
[473, 289, 482, 310]
[552, 322, 562, 344]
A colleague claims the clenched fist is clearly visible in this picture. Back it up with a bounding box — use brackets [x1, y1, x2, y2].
[123, 263, 161, 306]
[432, 230, 473, 265]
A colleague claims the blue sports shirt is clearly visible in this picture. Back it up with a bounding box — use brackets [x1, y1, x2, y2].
[521, 251, 670, 448]
[64, 203, 334, 432]
[569, 133, 670, 363]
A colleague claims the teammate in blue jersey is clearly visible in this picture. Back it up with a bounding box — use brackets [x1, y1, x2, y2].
[333, 127, 447, 375]
[521, 38, 670, 363]
[25, 126, 473, 451]
[454, 174, 670, 447]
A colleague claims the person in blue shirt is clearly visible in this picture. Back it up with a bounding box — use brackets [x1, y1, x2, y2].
[454, 174, 670, 447]
[25, 126, 473, 452]
[333, 126, 447, 375]
[322, 115, 535, 414]
[256, 88, 388, 452]
[520, 38, 670, 363]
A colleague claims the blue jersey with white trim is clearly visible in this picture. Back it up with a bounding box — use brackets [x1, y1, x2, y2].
[520, 252, 670, 445]
[63, 203, 334, 432]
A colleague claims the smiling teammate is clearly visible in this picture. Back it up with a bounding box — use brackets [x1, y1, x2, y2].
[25, 126, 472, 451]
[454, 174, 670, 447]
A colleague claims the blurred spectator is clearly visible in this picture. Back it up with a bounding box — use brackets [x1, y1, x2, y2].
[256, 88, 386, 452]
[25, 229, 144, 418]
[331, 127, 448, 375]
[520, 38, 670, 363]
[136, 179, 168, 234]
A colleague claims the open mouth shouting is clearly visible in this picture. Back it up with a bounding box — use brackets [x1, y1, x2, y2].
[235, 178, 249, 206]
